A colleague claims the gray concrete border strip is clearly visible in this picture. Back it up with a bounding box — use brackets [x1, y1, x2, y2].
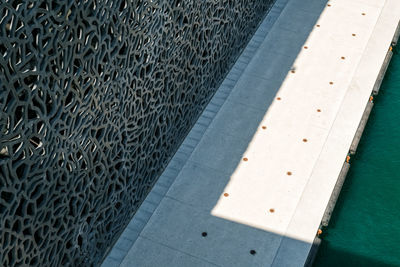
[349, 101, 374, 154]
[320, 162, 351, 228]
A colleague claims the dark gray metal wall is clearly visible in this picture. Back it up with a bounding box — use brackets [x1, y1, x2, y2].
[0, 0, 273, 266]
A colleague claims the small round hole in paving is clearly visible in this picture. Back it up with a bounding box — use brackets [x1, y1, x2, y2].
[202, 232, 208, 237]
[250, 250, 256, 255]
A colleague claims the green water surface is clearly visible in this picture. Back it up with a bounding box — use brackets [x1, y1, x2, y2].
[313, 47, 400, 266]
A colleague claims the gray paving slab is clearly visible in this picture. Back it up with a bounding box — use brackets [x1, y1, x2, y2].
[271, 237, 311, 267]
[274, 4, 322, 33]
[188, 129, 249, 174]
[228, 75, 281, 109]
[140, 197, 283, 267]
[208, 100, 265, 140]
[258, 28, 310, 57]
[245, 49, 294, 82]
[288, 0, 330, 14]
[120, 237, 218, 267]
[166, 161, 229, 211]
[102, 257, 121, 267]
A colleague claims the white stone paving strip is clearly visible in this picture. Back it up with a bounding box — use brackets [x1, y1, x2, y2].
[102, 0, 400, 266]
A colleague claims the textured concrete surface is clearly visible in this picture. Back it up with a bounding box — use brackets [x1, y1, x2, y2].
[102, 0, 400, 266]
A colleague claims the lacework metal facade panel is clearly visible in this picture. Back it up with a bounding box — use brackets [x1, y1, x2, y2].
[0, 0, 273, 265]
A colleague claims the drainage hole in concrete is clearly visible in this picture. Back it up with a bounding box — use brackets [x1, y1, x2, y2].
[202, 232, 208, 237]
[250, 250, 257, 255]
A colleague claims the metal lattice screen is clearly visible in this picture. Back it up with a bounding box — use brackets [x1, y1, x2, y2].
[0, 0, 273, 265]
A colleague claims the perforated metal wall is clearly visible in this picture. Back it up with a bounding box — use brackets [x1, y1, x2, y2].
[0, 0, 273, 266]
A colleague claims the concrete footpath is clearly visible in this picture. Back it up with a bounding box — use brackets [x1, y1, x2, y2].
[102, 0, 400, 266]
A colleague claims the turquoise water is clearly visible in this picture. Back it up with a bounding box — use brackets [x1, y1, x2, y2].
[314, 47, 400, 266]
